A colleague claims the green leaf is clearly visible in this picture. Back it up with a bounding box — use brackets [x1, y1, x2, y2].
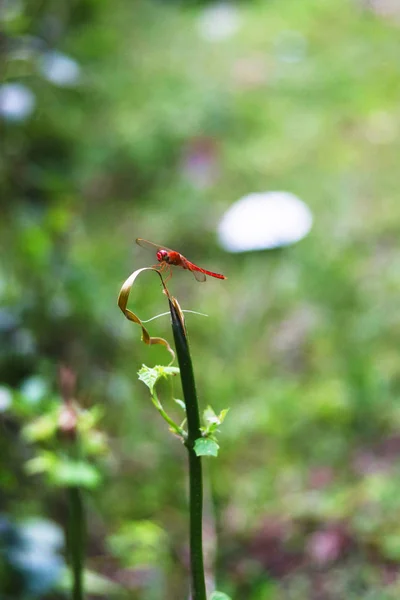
[203, 405, 218, 425]
[25, 451, 58, 475]
[138, 365, 159, 394]
[210, 592, 232, 600]
[194, 438, 219, 457]
[78, 405, 104, 432]
[83, 430, 108, 456]
[22, 413, 58, 442]
[138, 365, 180, 394]
[58, 567, 125, 596]
[203, 406, 230, 434]
[174, 398, 186, 411]
[218, 408, 229, 424]
[50, 459, 101, 489]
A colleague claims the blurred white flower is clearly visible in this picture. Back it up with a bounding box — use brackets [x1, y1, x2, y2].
[0, 83, 36, 121]
[218, 191, 313, 252]
[39, 51, 81, 86]
[197, 3, 240, 42]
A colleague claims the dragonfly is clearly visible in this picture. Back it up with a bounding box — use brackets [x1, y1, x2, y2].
[136, 238, 227, 283]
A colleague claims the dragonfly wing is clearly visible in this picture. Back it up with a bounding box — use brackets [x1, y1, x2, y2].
[136, 238, 174, 253]
[191, 268, 207, 282]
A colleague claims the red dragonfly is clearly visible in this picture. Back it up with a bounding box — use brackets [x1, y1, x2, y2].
[136, 238, 226, 283]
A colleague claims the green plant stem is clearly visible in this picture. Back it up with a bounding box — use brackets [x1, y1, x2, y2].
[169, 300, 206, 600]
[151, 389, 186, 438]
[68, 487, 85, 600]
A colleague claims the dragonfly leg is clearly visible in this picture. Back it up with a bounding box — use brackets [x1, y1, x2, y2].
[163, 266, 173, 283]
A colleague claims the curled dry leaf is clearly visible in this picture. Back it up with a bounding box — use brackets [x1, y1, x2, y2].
[117, 267, 176, 362]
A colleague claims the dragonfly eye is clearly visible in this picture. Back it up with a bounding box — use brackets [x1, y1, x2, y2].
[157, 250, 169, 263]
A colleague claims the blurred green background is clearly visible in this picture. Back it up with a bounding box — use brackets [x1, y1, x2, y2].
[2, 0, 400, 598]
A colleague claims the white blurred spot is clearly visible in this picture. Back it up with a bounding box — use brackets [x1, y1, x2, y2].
[0, 386, 12, 412]
[0, 83, 35, 121]
[20, 376, 48, 404]
[39, 51, 81, 86]
[274, 31, 307, 64]
[197, 3, 240, 42]
[21, 519, 64, 551]
[218, 191, 313, 253]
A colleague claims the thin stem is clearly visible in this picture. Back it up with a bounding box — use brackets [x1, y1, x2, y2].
[68, 487, 85, 600]
[151, 389, 187, 439]
[169, 299, 206, 600]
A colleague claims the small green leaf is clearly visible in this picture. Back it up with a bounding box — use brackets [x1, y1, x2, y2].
[83, 430, 108, 456]
[22, 413, 58, 442]
[78, 405, 104, 432]
[50, 459, 101, 489]
[218, 408, 229, 424]
[138, 365, 180, 394]
[138, 366, 159, 394]
[174, 398, 186, 411]
[194, 438, 219, 457]
[203, 406, 230, 434]
[203, 406, 218, 423]
[58, 567, 125, 596]
[25, 451, 58, 475]
[210, 592, 232, 600]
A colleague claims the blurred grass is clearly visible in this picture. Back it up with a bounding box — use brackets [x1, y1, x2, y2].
[2, 0, 400, 598]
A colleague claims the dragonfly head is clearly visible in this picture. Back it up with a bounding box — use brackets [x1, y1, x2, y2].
[157, 250, 169, 263]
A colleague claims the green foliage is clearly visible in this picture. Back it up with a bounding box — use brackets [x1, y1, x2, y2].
[138, 364, 187, 438]
[138, 365, 180, 395]
[3, 0, 400, 597]
[21, 402, 106, 491]
[194, 406, 229, 457]
[58, 567, 126, 596]
[194, 438, 219, 457]
[210, 593, 232, 600]
[108, 520, 168, 568]
[139, 365, 229, 455]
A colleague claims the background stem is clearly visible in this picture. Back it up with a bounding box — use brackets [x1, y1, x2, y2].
[68, 487, 85, 600]
[169, 300, 206, 600]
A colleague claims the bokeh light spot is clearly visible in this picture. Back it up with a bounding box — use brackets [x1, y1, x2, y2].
[197, 3, 241, 42]
[39, 51, 81, 87]
[0, 83, 35, 121]
[218, 191, 313, 252]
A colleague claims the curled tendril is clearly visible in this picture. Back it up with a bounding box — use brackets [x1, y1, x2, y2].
[118, 267, 179, 362]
